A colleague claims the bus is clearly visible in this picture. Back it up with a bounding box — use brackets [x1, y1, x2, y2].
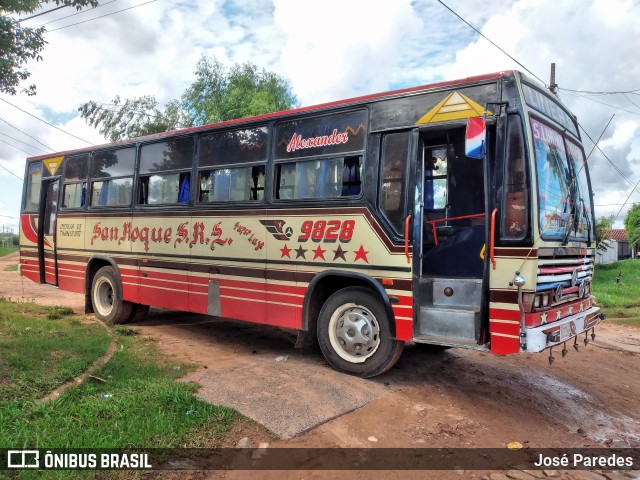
[19, 70, 604, 377]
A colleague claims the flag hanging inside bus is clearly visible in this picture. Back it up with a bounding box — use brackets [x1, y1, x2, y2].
[465, 117, 486, 159]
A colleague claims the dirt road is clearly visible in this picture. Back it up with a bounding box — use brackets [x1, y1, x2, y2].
[1, 252, 639, 479]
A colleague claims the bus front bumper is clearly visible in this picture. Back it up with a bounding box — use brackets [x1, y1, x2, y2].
[524, 306, 603, 352]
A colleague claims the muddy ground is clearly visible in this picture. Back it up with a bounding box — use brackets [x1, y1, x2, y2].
[1, 252, 639, 480]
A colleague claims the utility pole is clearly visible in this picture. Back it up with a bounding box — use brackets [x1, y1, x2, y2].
[549, 63, 559, 96]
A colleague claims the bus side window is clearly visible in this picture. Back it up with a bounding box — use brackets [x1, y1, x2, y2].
[24, 162, 43, 211]
[379, 132, 409, 231]
[198, 165, 265, 202]
[62, 154, 89, 209]
[275, 156, 361, 200]
[91, 148, 135, 207]
[197, 126, 268, 203]
[341, 156, 362, 196]
[138, 138, 193, 205]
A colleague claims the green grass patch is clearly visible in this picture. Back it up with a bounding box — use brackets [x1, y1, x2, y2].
[0, 245, 18, 257]
[4, 263, 18, 271]
[0, 298, 110, 402]
[0, 299, 236, 461]
[593, 259, 640, 325]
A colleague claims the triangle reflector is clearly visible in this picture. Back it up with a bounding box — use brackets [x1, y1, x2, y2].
[416, 91, 490, 124]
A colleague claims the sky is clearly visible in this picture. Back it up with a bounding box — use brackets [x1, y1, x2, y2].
[1, 0, 640, 233]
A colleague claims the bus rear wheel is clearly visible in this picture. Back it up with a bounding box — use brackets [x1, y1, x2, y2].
[317, 287, 404, 378]
[91, 266, 133, 324]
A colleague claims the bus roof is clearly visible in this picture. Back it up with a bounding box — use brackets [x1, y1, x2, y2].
[27, 70, 512, 162]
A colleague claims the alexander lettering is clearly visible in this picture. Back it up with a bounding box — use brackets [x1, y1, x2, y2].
[286, 128, 349, 153]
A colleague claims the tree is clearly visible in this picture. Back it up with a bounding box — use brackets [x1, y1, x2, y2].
[624, 203, 640, 249]
[1, 0, 98, 96]
[79, 56, 298, 141]
[595, 216, 613, 252]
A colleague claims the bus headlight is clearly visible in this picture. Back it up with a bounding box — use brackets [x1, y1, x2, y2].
[542, 294, 549, 307]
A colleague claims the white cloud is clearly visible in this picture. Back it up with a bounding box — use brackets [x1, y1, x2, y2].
[274, 0, 422, 104]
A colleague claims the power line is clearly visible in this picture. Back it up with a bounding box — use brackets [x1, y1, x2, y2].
[0, 115, 54, 152]
[579, 121, 640, 197]
[37, 0, 121, 27]
[0, 162, 23, 181]
[435, 0, 546, 85]
[559, 86, 640, 95]
[19, 5, 67, 22]
[562, 91, 640, 117]
[595, 203, 640, 207]
[0, 214, 20, 219]
[0, 131, 50, 154]
[622, 93, 640, 113]
[47, 0, 159, 33]
[0, 137, 37, 157]
[0, 97, 94, 146]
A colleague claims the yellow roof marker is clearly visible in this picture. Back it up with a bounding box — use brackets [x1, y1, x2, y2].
[416, 91, 491, 124]
[43, 156, 64, 176]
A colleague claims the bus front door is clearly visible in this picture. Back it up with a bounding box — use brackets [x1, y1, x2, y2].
[39, 178, 59, 285]
[415, 128, 486, 347]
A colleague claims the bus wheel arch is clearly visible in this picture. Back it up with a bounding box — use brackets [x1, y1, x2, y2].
[300, 271, 397, 347]
[316, 285, 404, 378]
[85, 258, 132, 324]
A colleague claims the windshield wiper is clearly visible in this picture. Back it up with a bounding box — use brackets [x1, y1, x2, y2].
[561, 184, 577, 246]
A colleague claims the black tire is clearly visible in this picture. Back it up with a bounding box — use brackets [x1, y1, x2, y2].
[317, 287, 404, 378]
[127, 303, 150, 323]
[91, 266, 133, 324]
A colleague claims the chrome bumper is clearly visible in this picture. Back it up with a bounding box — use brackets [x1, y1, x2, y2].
[525, 306, 602, 352]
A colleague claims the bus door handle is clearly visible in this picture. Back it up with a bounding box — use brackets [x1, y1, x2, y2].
[490, 208, 497, 270]
[405, 214, 411, 264]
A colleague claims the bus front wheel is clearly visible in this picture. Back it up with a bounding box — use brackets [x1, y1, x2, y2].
[317, 287, 404, 378]
[91, 266, 133, 324]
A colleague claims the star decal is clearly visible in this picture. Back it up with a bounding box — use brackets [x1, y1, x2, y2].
[540, 311, 548, 325]
[312, 245, 327, 260]
[568, 305, 574, 316]
[353, 245, 369, 263]
[333, 245, 348, 261]
[579, 303, 584, 312]
[294, 245, 307, 259]
[556, 309, 562, 321]
[280, 244, 292, 259]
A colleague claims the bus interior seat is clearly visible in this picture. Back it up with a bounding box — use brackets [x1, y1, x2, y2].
[422, 224, 485, 278]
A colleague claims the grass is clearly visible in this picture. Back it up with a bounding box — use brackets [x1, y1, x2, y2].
[4, 263, 18, 271]
[593, 259, 640, 325]
[0, 245, 18, 257]
[0, 297, 236, 478]
[0, 298, 110, 402]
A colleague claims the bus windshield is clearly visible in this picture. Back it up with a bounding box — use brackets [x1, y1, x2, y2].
[531, 117, 592, 241]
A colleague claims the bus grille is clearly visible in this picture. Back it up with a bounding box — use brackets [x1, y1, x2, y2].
[536, 249, 594, 305]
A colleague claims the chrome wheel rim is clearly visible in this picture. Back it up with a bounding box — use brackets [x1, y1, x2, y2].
[328, 302, 380, 363]
[93, 276, 114, 317]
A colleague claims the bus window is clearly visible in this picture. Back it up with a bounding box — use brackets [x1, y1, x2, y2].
[379, 132, 409, 231]
[62, 154, 89, 209]
[198, 165, 266, 202]
[424, 147, 448, 210]
[91, 148, 135, 207]
[502, 115, 528, 239]
[197, 127, 267, 204]
[139, 138, 194, 205]
[275, 156, 362, 200]
[24, 161, 43, 211]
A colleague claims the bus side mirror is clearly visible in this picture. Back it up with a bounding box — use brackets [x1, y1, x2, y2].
[465, 117, 486, 159]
